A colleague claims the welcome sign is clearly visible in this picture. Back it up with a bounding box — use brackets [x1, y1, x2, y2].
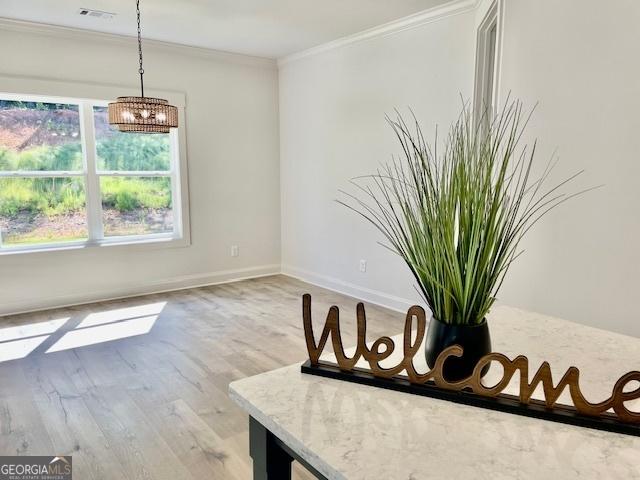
[300, 294, 640, 436]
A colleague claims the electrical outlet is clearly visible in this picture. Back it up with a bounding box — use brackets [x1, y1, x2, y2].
[359, 259, 367, 272]
[231, 245, 239, 257]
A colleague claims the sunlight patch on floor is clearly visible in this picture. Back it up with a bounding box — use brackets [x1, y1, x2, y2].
[0, 318, 69, 342]
[78, 301, 167, 328]
[0, 335, 50, 362]
[46, 315, 159, 353]
[0, 301, 166, 362]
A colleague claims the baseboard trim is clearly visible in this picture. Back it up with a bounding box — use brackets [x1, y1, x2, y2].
[281, 264, 418, 313]
[3, 263, 420, 317]
[1, 264, 281, 317]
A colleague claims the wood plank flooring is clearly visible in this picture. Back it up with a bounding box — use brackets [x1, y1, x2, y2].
[0, 275, 404, 479]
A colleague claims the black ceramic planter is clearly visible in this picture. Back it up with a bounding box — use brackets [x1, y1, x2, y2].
[424, 316, 491, 382]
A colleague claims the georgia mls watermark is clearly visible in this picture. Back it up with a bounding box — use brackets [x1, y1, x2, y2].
[0, 456, 72, 480]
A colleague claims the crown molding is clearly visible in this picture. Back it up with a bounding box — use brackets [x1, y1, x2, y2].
[0, 17, 277, 69]
[278, 0, 478, 67]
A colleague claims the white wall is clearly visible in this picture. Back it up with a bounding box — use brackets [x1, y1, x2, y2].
[0, 22, 281, 314]
[279, 0, 640, 337]
[279, 6, 477, 311]
[495, 0, 640, 336]
[4, 0, 640, 338]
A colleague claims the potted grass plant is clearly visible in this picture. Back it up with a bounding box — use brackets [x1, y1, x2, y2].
[339, 101, 591, 381]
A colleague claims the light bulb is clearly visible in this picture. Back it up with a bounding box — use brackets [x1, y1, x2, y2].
[141, 110, 150, 119]
[156, 112, 167, 122]
[122, 111, 134, 121]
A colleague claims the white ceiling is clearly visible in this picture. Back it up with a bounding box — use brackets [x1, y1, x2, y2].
[0, 0, 451, 59]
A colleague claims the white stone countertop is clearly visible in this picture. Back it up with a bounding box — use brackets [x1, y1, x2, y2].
[229, 305, 640, 480]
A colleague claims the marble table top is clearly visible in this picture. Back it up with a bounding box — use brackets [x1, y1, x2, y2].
[229, 305, 640, 480]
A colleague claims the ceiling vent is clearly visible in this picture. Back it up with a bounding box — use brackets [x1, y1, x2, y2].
[77, 8, 116, 20]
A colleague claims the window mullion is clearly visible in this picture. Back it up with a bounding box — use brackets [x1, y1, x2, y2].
[94, 170, 171, 177]
[0, 171, 83, 178]
[80, 102, 104, 242]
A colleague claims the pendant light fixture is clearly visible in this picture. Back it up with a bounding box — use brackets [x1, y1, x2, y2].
[108, 0, 178, 133]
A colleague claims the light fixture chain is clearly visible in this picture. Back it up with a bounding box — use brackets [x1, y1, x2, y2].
[108, 0, 178, 132]
[136, 0, 145, 97]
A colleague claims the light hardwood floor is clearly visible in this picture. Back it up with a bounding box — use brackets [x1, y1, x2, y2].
[0, 275, 404, 479]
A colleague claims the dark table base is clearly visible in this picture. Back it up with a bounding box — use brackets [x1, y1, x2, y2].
[249, 416, 329, 480]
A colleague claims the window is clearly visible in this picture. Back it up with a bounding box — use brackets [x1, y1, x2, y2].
[0, 94, 185, 252]
[93, 106, 174, 237]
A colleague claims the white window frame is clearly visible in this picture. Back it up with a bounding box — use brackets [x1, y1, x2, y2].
[0, 80, 190, 255]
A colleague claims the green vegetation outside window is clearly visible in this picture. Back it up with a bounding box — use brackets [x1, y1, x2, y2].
[0, 96, 182, 251]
